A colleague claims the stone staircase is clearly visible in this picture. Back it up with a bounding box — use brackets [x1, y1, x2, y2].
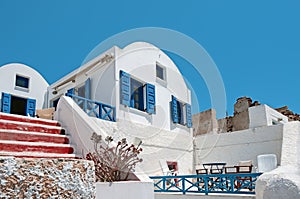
[0, 112, 76, 158]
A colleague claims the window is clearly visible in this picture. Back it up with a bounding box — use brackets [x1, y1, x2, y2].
[130, 78, 144, 111]
[15, 75, 29, 89]
[171, 95, 192, 128]
[176, 100, 184, 125]
[120, 70, 156, 114]
[156, 64, 166, 81]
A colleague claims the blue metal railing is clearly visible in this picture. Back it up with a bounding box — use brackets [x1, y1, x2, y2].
[150, 173, 262, 195]
[65, 93, 116, 122]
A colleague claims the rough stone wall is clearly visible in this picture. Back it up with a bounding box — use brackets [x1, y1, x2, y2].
[192, 109, 218, 136]
[0, 157, 95, 199]
[232, 97, 251, 131]
[275, 105, 300, 122]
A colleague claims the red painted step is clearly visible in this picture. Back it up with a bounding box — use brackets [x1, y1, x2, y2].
[0, 140, 74, 154]
[0, 130, 69, 144]
[0, 112, 60, 127]
[0, 119, 64, 134]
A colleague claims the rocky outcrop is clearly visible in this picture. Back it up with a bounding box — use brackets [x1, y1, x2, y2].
[0, 157, 95, 198]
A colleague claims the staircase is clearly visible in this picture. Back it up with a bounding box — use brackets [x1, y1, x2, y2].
[0, 112, 76, 158]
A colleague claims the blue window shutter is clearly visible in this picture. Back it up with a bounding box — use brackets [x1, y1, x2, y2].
[145, 83, 156, 114]
[67, 88, 75, 96]
[26, 98, 36, 117]
[85, 78, 91, 99]
[186, 103, 192, 128]
[1, 93, 11, 113]
[171, 95, 178, 123]
[120, 70, 131, 106]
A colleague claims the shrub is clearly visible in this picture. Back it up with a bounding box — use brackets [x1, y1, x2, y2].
[86, 132, 143, 182]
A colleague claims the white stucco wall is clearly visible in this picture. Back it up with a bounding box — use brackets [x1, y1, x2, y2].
[91, 117, 194, 176]
[249, 105, 288, 129]
[255, 121, 300, 199]
[0, 63, 49, 109]
[194, 124, 283, 168]
[55, 96, 193, 176]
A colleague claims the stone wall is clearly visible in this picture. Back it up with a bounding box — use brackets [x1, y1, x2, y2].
[193, 109, 218, 136]
[0, 157, 95, 198]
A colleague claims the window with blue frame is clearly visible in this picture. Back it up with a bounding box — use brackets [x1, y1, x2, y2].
[171, 95, 192, 128]
[120, 70, 156, 114]
[15, 75, 29, 89]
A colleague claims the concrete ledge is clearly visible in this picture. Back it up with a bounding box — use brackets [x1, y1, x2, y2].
[96, 181, 154, 199]
[155, 193, 255, 199]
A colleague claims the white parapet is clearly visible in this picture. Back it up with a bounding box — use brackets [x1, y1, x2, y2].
[256, 121, 300, 199]
[96, 181, 154, 199]
[249, 104, 288, 129]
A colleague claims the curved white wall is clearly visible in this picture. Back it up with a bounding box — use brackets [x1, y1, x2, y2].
[0, 63, 49, 109]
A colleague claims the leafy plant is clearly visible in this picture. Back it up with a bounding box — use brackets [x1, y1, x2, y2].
[86, 132, 143, 182]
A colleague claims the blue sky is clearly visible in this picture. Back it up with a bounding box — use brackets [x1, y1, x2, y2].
[1, 1, 299, 117]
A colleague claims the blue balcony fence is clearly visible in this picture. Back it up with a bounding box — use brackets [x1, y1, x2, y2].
[65, 93, 116, 122]
[150, 173, 262, 195]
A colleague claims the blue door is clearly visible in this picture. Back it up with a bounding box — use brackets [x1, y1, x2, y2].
[1, 93, 11, 113]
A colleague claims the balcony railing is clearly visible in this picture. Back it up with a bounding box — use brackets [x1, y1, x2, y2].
[150, 173, 262, 195]
[65, 93, 115, 122]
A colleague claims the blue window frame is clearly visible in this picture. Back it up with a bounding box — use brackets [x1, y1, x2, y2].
[171, 95, 192, 128]
[15, 75, 29, 89]
[120, 70, 156, 114]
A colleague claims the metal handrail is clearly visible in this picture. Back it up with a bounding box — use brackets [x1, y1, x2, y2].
[150, 173, 262, 195]
[66, 93, 116, 122]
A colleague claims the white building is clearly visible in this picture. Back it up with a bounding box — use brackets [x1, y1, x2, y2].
[47, 42, 194, 175]
[48, 42, 192, 133]
[0, 63, 49, 116]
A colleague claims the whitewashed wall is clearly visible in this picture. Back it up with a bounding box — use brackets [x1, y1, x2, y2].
[0, 63, 49, 109]
[256, 121, 300, 199]
[249, 104, 288, 128]
[194, 124, 283, 168]
[55, 96, 193, 176]
[91, 117, 194, 176]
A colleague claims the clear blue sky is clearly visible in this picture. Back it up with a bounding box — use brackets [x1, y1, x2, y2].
[1, 1, 299, 116]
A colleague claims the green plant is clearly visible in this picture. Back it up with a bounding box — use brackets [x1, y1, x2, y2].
[86, 132, 143, 182]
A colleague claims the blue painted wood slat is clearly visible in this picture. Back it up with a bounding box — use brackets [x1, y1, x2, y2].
[1, 92, 11, 113]
[171, 95, 178, 123]
[26, 98, 36, 117]
[120, 70, 131, 106]
[145, 83, 156, 114]
[186, 103, 192, 128]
